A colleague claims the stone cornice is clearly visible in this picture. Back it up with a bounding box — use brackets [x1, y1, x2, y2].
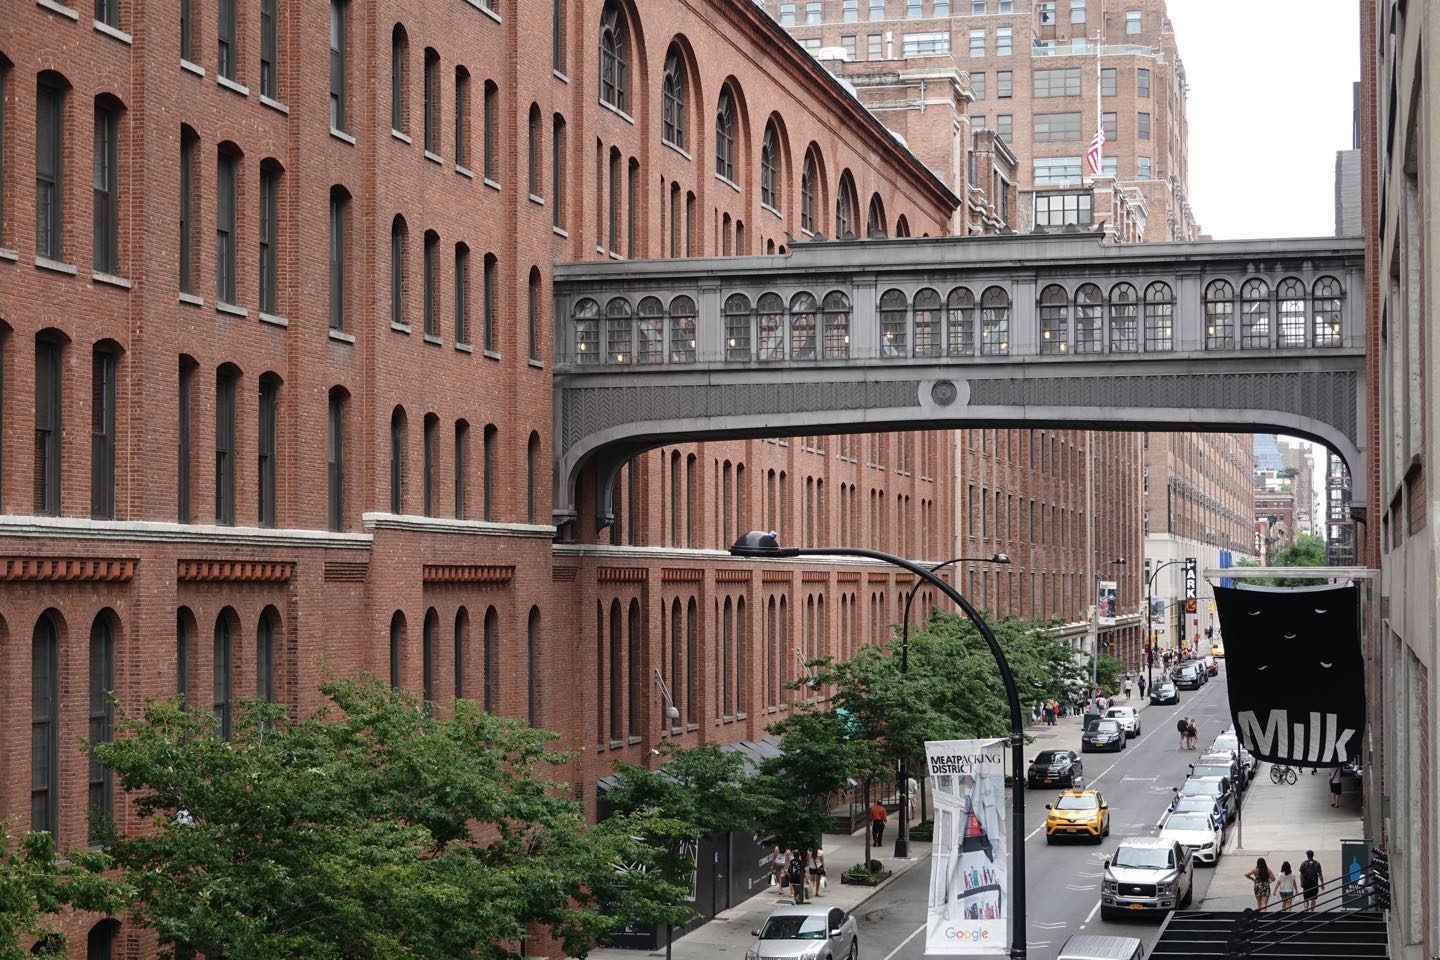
[178, 560, 295, 583]
[422, 564, 515, 585]
[362, 513, 555, 539]
[0, 556, 138, 582]
[0, 515, 372, 550]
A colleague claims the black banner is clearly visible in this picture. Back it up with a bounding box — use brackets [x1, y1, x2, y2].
[1214, 583, 1364, 767]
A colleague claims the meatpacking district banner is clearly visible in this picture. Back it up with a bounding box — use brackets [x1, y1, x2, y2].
[1214, 583, 1365, 767]
[925, 739, 1008, 956]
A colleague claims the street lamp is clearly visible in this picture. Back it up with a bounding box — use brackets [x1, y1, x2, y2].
[894, 552, 1011, 859]
[1142, 559, 1185, 692]
[1089, 558, 1126, 704]
[730, 531, 1030, 960]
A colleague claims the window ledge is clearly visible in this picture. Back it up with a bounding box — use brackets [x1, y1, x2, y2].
[455, 342, 474, 354]
[456, 163, 475, 179]
[0, 247, 18, 262]
[761, 201, 783, 219]
[553, 69, 569, 83]
[37, 0, 79, 20]
[608, 740, 624, 750]
[425, 150, 444, 165]
[94, 19, 133, 43]
[391, 128, 412, 144]
[483, 349, 502, 361]
[330, 127, 356, 145]
[259, 311, 289, 328]
[92, 270, 131, 289]
[527, 358, 545, 370]
[800, 227, 815, 238]
[462, 0, 502, 23]
[35, 256, 78, 276]
[483, 177, 502, 191]
[552, 226, 569, 238]
[686, 723, 700, 732]
[528, 193, 545, 205]
[217, 75, 250, 97]
[423, 333, 443, 346]
[390, 321, 412, 334]
[662, 140, 692, 162]
[259, 95, 289, 114]
[180, 58, 205, 76]
[598, 100, 636, 125]
[716, 173, 741, 193]
[328, 328, 356, 344]
[608, 250, 623, 260]
[216, 301, 248, 318]
[178, 292, 204, 307]
[627, 736, 641, 746]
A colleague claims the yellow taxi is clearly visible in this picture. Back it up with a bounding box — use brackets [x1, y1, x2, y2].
[1210, 642, 1225, 659]
[1044, 788, 1110, 844]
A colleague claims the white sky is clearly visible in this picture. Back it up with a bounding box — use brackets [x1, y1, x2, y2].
[1164, 0, 1360, 240]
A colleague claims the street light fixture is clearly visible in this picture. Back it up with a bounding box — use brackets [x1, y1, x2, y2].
[894, 552, 1011, 859]
[1089, 557, 1127, 703]
[1142, 559, 1186, 692]
[729, 531, 1030, 960]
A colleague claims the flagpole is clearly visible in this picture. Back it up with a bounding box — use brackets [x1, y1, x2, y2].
[1094, 30, 1102, 178]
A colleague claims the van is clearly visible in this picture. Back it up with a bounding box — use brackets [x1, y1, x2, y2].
[1055, 933, 1145, 960]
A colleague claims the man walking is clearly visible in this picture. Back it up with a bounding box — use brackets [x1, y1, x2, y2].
[1177, 715, 1189, 749]
[1299, 850, 1324, 910]
[1123, 676, 1132, 700]
[1138, 675, 1147, 700]
[870, 800, 888, 846]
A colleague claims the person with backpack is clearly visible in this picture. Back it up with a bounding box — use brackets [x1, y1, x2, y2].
[1299, 850, 1324, 910]
[1177, 716, 1189, 749]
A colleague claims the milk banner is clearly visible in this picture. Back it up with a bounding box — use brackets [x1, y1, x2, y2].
[925, 739, 1007, 955]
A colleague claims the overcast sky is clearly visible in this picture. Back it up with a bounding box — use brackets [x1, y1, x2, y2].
[1164, 0, 1360, 240]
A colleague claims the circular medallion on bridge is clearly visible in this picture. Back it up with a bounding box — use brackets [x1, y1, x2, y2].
[931, 380, 959, 406]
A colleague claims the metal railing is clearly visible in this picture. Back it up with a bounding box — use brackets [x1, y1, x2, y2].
[1224, 867, 1389, 958]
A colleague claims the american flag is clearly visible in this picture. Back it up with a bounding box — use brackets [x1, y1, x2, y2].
[1086, 125, 1106, 174]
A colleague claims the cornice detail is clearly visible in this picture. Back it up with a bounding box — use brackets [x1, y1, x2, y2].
[422, 564, 515, 585]
[0, 556, 137, 582]
[178, 559, 294, 583]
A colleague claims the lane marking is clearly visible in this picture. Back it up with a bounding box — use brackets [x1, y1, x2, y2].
[878, 923, 925, 960]
[1081, 898, 1102, 926]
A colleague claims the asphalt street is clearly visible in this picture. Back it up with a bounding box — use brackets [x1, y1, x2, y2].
[855, 669, 1241, 960]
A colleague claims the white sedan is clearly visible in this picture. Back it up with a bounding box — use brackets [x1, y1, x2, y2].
[1105, 706, 1141, 738]
[1158, 810, 1223, 865]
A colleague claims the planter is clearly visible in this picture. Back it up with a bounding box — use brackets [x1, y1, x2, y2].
[908, 820, 935, 842]
[840, 870, 892, 886]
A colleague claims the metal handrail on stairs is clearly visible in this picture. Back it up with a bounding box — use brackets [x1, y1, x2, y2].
[1225, 870, 1387, 958]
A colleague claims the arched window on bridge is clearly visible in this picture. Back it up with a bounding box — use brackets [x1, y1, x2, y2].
[947, 287, 976, 356]
[1144, 281, 1174, 351]
[1108, 282, 1138, 352]
[822, 291, 851, 359]
[879, 288, 907, 357]
[637, 296, 664, 363]
[1276, 277, 1306, 348]
[758, 293, 785, 360]
[867, 194, 887, 238]
[668, 295, 696, 362]
[913, 288, 941, 357]
[725, 293, 753, 360]
[790, 292, 817, 360]
[980, 286, 1010, 355]
[1039, 283, 1069, 354]
[836, 173, 857, 240]
[1075, 283, 1103, 353]
[606, 297, 633, 363]
[573, 297, 600, 363]
[1204, 279, 1235, 349]
[1312, 276, 1344, 347]
[1240, 278, 1271, 349]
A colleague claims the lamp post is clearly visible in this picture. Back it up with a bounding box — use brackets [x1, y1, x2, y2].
[1089, 558, 1127, 704]
[1142, 559, 1185, 693]
[893, 552, 1011, 859]
[731, 531, 1030, 960]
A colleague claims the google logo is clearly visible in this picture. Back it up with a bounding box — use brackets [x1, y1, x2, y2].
[942, 928, 991, 941]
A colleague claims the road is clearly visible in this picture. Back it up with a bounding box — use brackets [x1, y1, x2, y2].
[853, 670, 1243, 960]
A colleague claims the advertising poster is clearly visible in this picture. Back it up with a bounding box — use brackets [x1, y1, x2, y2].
[925, 739, 1008, 956]
[1096, 580, 1118, 626]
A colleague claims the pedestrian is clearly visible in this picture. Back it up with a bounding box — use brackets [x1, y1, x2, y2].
[1275, 861, 1298, 911]
[769, 844, 786, 888]
[807, 848, 824, 898]
[869, 800, 888, 846]
[1244, 857, 1277, 910]
[1138, 675, 1147, 699]
[1177, 715, 1189, 749]
[1185, 718, 1199, 750]
[787, 850, 807, 903]
[1299, 849, 1324, 911]
[1328, 766, 1343, 807]
[1123, 676, 1132, 700]
[1043, 702, 1055, 726]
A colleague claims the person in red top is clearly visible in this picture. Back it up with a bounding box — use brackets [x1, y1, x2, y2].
[869, 802, 889, 845]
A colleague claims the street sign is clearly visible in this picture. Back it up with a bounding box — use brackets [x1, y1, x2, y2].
[1183, 557, 1198, 614]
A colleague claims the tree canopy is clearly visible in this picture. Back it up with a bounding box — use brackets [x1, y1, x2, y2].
[0, 825, 130, 960]
[1238, 533, 1328, 585]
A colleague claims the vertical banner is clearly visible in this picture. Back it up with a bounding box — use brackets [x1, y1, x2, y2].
[925, 739, 1007, 956]
[1096, 580, 1118, 626]
[1183, 558, 1198, 613]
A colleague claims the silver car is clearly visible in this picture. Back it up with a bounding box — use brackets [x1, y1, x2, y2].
[747, 904, 860, 960]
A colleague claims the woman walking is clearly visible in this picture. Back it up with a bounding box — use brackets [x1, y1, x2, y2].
[810, 848, 827, 896]
[1245, 857, 1277, 910]
[1275, 861, 1299, 911]
[1185, 718, 1199, 750]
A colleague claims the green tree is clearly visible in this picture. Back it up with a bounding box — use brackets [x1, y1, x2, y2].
[91, 679, 682, 960]
[1238, 533, 1328, 586]
[0, 824, 130, 960]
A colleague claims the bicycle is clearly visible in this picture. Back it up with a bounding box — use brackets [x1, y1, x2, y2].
[1269, 763, 1298, 785]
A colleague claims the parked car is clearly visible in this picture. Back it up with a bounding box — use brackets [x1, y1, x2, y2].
[1045, 788, 1110, 844]
[1055, 934, 1146, 960]
[1149, 680, 1179, 705]
[1201, 655, 1219, 676]
[1105, 706, 1142, 738]
[747, 904, 859, 960]
[1100, 837, 1194, 919]
[1170, 776, 1237, 820]
[1081, 719, 1128, 753]
[1157, 809, 1223, 865]
[1210, 731, 1257, 782]
[1028, 749, 1084, 788]
[1173, 663, 1205, 690]
[1210, 642, 1225, 659]
[1162, 794, 1229, 831]
[1192, 752, 1243, 789]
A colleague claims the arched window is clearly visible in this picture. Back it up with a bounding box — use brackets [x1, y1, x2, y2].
[789, 292, 817, 360]
[866, 194, 886, 238]
[454, 607, 469, 700]
[528, 607, 541, 727]
[91, 341, 120, 520]
[686, 598, 699, 725]
[913, 288, 941, 357]
[328, 386, 348, 530]
[980, 286, 1010, 355]
[527, 103, 542, 197]
[662, 48, 686, 148]
[1144, 281, 1174, 351]
[389, 611, 405, 689]
[1240, 278, 1271, 349]
[1312, 276, 1343, 347]
[760, 124, 780, 210]
[821, 291, 851, 359]
[879, 289, 907, 357]
[1204, 279, 1235, 349]
[835, 174, 856, 239]
[1276, 277, 1306, 347]
[669, 599, 684, 724]
[256, 607, 278, 702]
[87, 921, 119, 960]
[1108, 282, 1138, 352]
[214, 610, 235, 739]
[800, 150, 818, 234]
[599, 2, 629, 112]
[527, 431, 541, 523]
[87, 613, 116, 840]
[895, 214, 911, 237]
[483, 606, 499, 710]
[1039, 284, 1068, 354]
[715, 87, 736, 182]
[720, 597, 733, 716]
[422, 412, 438, 517]
[422, 608, 438, 706]
[32, 613, 61, 836]
[391, 25, 409, 133]
[946, 287, 976, 356]
[483, 424, 497, 520]
[528, 267, 542, 360]
[626, 599, 641, 735]
[390, 406, 407, 512]
[725, 293, 753, 361]
[1074, 283, 1103, 353]
[573, 297, 599, 363]
[606, 297, 633, 363]
[668, 295, 696, 362]
[637, 296, 664, 363]
[757, 293, 785, 361]
[607, 599, 623, 741]
[390, 215, 408, 328]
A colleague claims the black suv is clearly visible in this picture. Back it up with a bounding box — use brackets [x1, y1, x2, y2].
[1173, 663, 1205, 690]
[1028, 749, 1084, 788]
